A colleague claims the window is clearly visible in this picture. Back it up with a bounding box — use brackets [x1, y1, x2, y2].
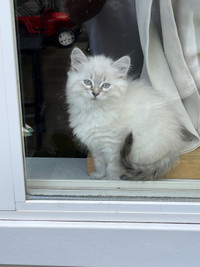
[1, 2, 200, 267]
[11, 0, 200, 199]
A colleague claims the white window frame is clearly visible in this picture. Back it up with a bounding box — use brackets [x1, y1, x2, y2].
[1, 1, 200, 266]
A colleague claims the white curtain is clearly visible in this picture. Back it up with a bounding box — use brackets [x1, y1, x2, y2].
[135, 0, 200, 153]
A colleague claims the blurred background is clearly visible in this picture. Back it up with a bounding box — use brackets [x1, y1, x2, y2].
[15, 0, 89, 158]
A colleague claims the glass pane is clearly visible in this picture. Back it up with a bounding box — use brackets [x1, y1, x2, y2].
[14, 0, 200, 198]
[15, 0, 89, 181]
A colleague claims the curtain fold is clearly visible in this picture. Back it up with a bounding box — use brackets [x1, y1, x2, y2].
[135, 0, 200, 154]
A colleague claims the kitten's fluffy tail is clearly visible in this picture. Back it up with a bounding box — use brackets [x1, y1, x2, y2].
[120, 133, 178, 180]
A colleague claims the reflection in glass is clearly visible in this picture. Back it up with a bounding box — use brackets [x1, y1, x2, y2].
[14, 0, 90, 184]
[15, 0, 87, 156]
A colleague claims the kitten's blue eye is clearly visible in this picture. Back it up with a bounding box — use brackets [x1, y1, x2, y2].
[102, 82, 111, 89]
[84, 79, 92, 86]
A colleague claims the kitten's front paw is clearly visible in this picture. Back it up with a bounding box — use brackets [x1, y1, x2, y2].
[89, 172, 106, 180]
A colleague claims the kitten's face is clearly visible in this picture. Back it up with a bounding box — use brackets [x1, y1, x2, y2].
[67, 48, 130, 102]
[81, 77, 112, 101]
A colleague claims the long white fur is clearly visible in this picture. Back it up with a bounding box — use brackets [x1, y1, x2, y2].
[66, 47, 183, 180]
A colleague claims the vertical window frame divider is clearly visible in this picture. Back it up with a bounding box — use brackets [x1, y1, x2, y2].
[0, 0, 26, 206]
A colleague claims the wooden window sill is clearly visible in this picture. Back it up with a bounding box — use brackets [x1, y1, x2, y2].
[87, 148, 200, 179]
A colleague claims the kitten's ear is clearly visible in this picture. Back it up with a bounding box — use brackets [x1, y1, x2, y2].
[112, 56, 131, 78]
[71, 47, 88, 71]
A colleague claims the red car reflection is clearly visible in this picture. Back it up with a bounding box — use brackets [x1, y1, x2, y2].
[17, 8, 77, 47]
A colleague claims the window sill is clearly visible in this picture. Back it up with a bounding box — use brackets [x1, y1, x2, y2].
[88, 148, 200, 179]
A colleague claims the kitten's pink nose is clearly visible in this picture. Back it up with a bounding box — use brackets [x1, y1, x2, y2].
[92, 92, 99, 97]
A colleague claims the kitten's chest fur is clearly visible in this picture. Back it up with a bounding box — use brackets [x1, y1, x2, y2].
[71, 102, 126, 150]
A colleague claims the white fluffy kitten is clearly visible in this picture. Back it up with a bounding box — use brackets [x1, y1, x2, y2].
[66, 47, 183, 180]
